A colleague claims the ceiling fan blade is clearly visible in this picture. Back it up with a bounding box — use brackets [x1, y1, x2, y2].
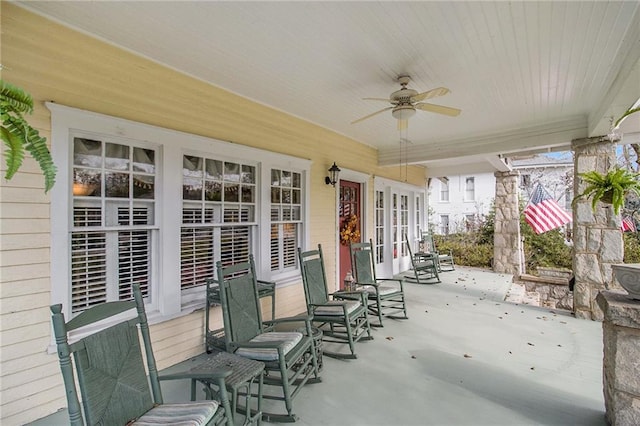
[362, 97, 394, 102]
[415, 102, 461, 117]
[410, 87, 450, 103]
[397, 119, 408, 131]
[351, 106, 394, 124]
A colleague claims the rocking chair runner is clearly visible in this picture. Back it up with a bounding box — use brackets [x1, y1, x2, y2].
[51, 283, 233, 426]
[404, 235, 440, 284]
[350, 239, 409, 327]
[216, 256, 321, 423]
[298, 244, 373, 359]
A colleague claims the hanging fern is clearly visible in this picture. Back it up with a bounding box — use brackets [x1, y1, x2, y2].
[573, 167, 640, 215]
[1, 80, 56, 192]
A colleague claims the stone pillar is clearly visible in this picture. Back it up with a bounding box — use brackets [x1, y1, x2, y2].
[596, 291, 640, 425]
[572, 136, 624, 320]
[493, 171, 523, 276]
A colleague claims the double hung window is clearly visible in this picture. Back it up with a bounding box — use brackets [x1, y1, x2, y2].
[181, 156, 256, 289]
[465, 177, 475, 201]
[71, 137, 156, 313]
[270, 169, 302, 273]
[440, 178, 449, 202]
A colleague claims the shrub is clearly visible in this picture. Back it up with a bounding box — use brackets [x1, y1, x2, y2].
[519, 210, 572, 272]
[434, 232, 493, 268]
[624, 233, 640, 263]
[433, 202, 637, 272]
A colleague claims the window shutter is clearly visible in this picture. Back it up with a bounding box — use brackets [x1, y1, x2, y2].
[282, 223, 297, 268]
[220, 226, 250, 267]
[71, 232, 107, 313]
[118, 230, 151, 299]
[181, 227, 214, 290]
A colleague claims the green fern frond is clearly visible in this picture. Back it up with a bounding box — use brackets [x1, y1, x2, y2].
[1, 126, 26, 179]
[23, 126, 57, 192]
[1, 79, 57, 192]
[0, 80, 34, 115]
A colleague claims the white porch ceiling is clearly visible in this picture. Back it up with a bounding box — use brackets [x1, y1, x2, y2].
[15, 1, 640, 175]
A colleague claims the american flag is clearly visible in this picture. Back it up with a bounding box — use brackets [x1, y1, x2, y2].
[622, 216, 636, 232]
[524, 183, 572, 234]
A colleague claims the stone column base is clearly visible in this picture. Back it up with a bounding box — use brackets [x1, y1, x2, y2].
[597, 291, 640, 425]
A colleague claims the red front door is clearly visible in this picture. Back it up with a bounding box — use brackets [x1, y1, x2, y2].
[339, 180, 361, 289]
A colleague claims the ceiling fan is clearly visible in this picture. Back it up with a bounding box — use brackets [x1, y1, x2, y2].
[351, 76, 461, 130]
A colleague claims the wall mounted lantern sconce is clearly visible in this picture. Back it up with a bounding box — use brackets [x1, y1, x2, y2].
[325, 162, 341, 187]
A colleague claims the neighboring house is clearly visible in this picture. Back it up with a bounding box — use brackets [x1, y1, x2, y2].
[428, 153, 574, 234]
[428, 174, 495, 234]
[513, 153, 574, 211]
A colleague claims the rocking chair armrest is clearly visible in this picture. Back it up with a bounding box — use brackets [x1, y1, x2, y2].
[375, 277, 405, 290]
[263, 314, 313, 327]
[308, 302, 336, 309]
[353, 280, 379, 288]
[159, 367, 232, 382]
[331, 291, 367, 305]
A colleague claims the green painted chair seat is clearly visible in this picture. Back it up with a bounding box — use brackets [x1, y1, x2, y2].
[132, 401, 219, 425]
[360, 285, 400, 296]
[235, 332, 303, 361]
[313, 300, 361, 316]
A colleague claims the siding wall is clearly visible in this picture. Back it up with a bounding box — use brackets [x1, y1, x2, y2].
[0, 4, 426, 424]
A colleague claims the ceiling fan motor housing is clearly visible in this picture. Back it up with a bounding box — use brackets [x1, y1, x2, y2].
[392, 104, 416, 120]
[390, 88, 418, 104]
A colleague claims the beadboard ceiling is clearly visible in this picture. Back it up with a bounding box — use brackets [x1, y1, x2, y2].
[16, 1, 640, 174]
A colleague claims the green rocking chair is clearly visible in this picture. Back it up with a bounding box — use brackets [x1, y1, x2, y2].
[217, 256, 321, 423]
[298, 244, 373, 359]
[404, 235, 440, 284]
[421, 232, 455, 272]
[350, 239, 409, 327]
[51, 283, 234, 426]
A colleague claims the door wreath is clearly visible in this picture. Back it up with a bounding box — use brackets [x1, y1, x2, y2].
[340, 215, 361, 246]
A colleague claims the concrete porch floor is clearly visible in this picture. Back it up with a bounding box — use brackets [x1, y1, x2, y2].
[33, 266, 605, 426]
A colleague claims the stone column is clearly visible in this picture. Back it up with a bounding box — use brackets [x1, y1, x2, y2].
[596, 290, 640, 425]
[493, 171, 523, 276]
[572, 136, 624, 320]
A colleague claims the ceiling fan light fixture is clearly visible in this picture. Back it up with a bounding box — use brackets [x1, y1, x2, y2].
[392, 105, 416, 121]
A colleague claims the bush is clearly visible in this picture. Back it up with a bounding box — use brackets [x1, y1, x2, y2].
[433, 233, 493, 268]
[624, 233, 640, 263]
[522, 228, 572, 272]
[519, 211, 572, 272]
[433, 203, 638, 272]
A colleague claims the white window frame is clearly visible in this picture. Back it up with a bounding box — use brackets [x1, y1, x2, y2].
[49, 103, 310, 325]
[440, 214, 450, 235]
[440, 178, 450, 202]
[269, 168, 303, 278]
[465, 176, 475, 202]
[179, 153, 259, 306]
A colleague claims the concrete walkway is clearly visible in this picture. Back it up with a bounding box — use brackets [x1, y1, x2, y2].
[32, 266, 605, 426]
